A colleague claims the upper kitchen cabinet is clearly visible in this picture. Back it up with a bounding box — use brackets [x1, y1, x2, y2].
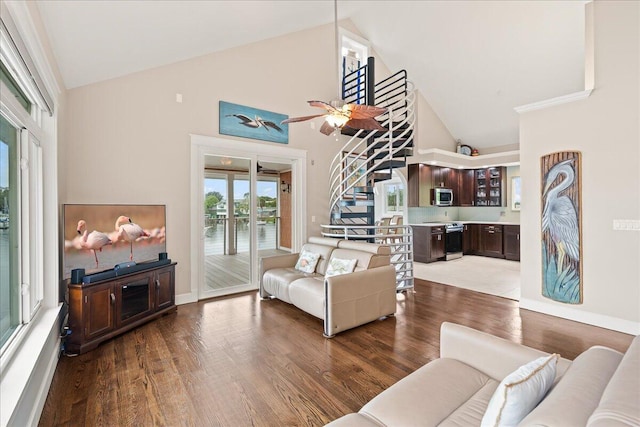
[458, 169, 475, 207]
[432, 166, 458, 189]
[408, 164, 433, 207]
[475, 167, 506, 207]
[408, 164, 459, 207]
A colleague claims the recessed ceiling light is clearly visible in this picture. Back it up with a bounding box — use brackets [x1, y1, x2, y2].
[430, 161, 437, 165]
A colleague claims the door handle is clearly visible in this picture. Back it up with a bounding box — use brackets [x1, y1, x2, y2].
[110, 293, 115, 304]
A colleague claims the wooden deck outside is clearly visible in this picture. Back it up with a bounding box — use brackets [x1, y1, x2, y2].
[204, 222, 289, 290]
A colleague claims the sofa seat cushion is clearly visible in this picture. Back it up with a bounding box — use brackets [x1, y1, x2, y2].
[262, 268, 319, 304]
[358, 358, 498, 426]
[289, 277, 325, 319]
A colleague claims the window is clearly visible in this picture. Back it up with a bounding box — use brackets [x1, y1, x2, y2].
[0, 114, 19, 348]
[0, 44, 46, 356]
[384, 183, 404, 214]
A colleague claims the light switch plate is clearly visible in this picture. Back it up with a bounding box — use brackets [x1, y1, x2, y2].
[613, 219, 640, 231]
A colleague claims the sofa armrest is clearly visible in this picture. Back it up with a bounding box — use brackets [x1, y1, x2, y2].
[440, 322, 570, 381]
[259, 253, 300, 297]
[324, 265, 397, 337]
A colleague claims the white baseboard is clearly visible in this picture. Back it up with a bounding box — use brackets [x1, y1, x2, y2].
[520, 298, 640, 335]
[175, 292, 198, 305]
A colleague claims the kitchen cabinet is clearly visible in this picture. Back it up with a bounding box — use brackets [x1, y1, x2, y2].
[458, 170, 475, 207]
[478, 225, 504, 258]
[412, 226, 430, 263]
[429, 226, 445, 262]
[503, 225, 521, 261]
[475, 167, 506, 207]
[412, 225, 445, 263]
[433, 167, 458, 190]
[67, 263, 177, 354]
[463, 223, 479, 254]
[407, 164, 433, 207]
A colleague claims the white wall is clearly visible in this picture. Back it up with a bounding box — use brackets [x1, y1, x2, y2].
[519, 1, 639, 334]
[60, 19, 452, 298]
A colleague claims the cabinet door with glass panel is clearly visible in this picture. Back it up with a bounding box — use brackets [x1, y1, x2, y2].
[475, 167, 506, 207]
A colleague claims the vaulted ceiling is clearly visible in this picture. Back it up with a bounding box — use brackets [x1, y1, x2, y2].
[34, 0, 586, 149]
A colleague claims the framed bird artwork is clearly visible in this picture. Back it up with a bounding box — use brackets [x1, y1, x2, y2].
[219, 101, 289, 144]
[540, 151, 582, 304]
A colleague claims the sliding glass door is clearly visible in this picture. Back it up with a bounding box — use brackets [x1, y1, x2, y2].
[200, 156, 291, 299]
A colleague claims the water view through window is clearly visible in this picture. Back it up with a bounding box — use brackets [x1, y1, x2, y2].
[204, 177, 278, 255]
[1, 114, 19, 348]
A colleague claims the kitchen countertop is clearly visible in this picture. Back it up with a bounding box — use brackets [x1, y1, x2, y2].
[410, 221, 520, 227]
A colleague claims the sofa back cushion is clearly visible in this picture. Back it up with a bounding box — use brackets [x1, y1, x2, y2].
[518, 346, 623, 427]
[301, 239, 338, 275]
[335, 240, 391, 271]
[587, 335, 640, 426]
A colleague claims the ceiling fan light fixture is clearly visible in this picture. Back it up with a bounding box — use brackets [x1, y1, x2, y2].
[325, 113, 350, 128]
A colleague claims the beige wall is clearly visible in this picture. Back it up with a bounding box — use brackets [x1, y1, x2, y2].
[519, 1, 639, 333]
[61, 20, 451, 297]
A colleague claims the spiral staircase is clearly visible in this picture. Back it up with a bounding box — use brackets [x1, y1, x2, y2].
[321, 57, 416, 291]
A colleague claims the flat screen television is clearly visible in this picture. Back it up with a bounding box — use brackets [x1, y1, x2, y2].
[63, 204, 166, 279]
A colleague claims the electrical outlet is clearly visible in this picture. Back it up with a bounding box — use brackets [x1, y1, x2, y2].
[444, 211, 448, 217]
[500, 211, 506, 217]
[176, 93, 182, 103]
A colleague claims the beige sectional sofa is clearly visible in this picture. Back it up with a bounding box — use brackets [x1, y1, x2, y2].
[328, 322, 640, 426]
[259, 237, 397, 337]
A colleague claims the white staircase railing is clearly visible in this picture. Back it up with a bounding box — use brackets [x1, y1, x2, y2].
[328, 82, 416, 221]
[320, 224, 414, 292]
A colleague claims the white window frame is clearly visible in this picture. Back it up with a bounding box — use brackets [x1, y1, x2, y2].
[383, 182, 404, 215]
[338, 28, 370, 88]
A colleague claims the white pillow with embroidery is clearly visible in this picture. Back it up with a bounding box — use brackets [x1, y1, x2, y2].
[325, 258, 357, 277]
[481, 353, 559, 427]
[294, 250, 320, 273]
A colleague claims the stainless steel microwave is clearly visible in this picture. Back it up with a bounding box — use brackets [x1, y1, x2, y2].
[431, 188, 453, 206]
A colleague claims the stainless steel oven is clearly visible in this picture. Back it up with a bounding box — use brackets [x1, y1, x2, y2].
[445, 222, 463, 260]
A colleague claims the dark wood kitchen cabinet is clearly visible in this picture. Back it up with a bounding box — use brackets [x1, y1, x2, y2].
[432, 167, 458, 190]
[67, 263, 177, 354]
[458, 169, 475, 207]
[475, 167, 506, 207]
[503, 225, 521, 261]
[412, 225, 445, 263]
[408, 164, 433, 207]
[412, 226, 430, 263]
[478, 224, 504, 258]
[429, 226, 446, 262]
[463, 223, 479, 254]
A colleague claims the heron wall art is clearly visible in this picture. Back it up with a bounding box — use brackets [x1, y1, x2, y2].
[541, 151, 582, 304]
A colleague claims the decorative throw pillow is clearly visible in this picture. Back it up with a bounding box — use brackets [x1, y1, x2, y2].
[294, 250, 320, 273]
[325, 258, 357, 277]
[481, 354, 559, 427]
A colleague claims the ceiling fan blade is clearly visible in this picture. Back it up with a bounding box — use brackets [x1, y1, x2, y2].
[308, 100, 338, 112]
[347, 104, 387, 119]
[345, 118, 386, 131]
[281, 113, 327, 124]
[319, 121, 336, 135]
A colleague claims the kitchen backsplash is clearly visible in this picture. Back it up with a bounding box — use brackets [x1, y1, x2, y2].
[408, 206, 520, 224]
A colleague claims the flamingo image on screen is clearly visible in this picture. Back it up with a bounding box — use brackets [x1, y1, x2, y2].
[63, 204, 166, 279]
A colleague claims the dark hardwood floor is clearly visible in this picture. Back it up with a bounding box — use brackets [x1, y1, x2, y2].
[39, 279, 633, 426]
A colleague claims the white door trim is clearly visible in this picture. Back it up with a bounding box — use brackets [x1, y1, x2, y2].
[187, 135, 307, 302]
